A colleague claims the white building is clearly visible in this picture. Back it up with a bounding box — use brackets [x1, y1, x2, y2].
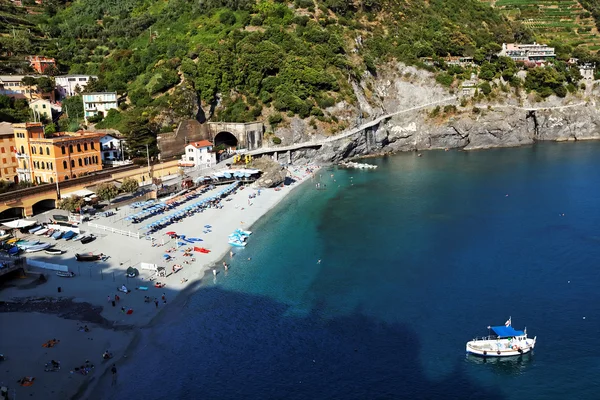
[55, 75, 98, 99]
[82, 92, 118, 122]
[579, 63, 595, 80]
[183, 140, 216, 169]
[100, 134, 124, 164]
[498, 43, 555, 63]
[29, 98, 53, 120]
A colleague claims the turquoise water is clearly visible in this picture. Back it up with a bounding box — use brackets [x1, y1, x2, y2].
[116, 142, 600, 399]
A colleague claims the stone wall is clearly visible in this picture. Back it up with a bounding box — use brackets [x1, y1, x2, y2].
[157, 120, 209, 160]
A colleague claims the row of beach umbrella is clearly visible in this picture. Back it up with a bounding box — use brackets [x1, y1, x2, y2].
[143, 182, 240, 232]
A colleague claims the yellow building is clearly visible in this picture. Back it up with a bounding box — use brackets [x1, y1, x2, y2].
[0, 122, 19, 183]
[13, 123, 104, 184]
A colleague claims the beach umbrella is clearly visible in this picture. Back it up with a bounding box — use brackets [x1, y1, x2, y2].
[126, 267, 139, 277]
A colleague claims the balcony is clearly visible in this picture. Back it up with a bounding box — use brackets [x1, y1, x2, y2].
[16, 168, 30, 174]
[15, 153, 29, 159]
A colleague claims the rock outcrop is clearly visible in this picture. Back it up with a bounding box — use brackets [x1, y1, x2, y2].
[252, 158, 287, 188]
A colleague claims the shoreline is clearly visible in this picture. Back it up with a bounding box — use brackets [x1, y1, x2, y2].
[0, 165, 319, 400]
[80, 167, 319, 399]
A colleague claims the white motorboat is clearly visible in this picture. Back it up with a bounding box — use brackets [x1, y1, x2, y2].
[34, 228, 49, 236]
[25, 243, 52, 253]
[466, 318, 536, 357]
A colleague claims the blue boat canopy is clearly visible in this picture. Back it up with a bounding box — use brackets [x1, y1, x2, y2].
[492, 326, 524, 337]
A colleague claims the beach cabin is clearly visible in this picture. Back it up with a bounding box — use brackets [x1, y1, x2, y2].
[183, 140, 216, 169]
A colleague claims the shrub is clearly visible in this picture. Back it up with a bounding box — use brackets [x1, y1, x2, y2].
[554, 85, 567, 98]
[272, 136, 282, 145]
[435, 73, 454, 87]
[268, 113, 283, 126]
[479, 82, 492, 95]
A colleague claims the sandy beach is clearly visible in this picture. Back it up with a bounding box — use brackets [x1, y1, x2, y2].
[0, 165, 318, 400]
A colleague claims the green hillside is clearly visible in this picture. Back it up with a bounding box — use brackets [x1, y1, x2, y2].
[481, 0, 600, 50]
[4, 0, 519, 121]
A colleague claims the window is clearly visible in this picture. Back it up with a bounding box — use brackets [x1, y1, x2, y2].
[71, 160, 75, 168]
[69, 145, 73, 153]
[1, 148, 4, 153]
[41, 163, 45, 170]
[50, 177, 54, 183]
[46, 147, 50, 155]
[1, 158, 5, 164]
[84, 143, 88, 151]
[39, 146, 43, 154]
[91, 142, 95, 150]
[31, 147, 36, 154]
[63, 161, 67, 169]
[68, 78, 76, 82]
[61, 146, 66, 155]
[84, 158, 88, 166]
[49, 162, 53, 170]
[20, 145, 25, 153]
[78, 159, 82, 167]
[65, 176, 69, 180]
[77, 144, 81, 152]
[72, 174, 76, 178]
[42, 104, 46, 109]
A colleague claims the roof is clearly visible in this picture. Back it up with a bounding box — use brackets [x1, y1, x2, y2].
[188, 140, 213, 149]
[491, 326, 524, 338]
[0, 122, 13, 136]
[56, 75, 98, 78]
[83, 92, 117, 95]
[0, 75, 43, 82]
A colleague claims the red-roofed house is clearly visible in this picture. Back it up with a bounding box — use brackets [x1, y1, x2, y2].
[183, 140, 216, 168]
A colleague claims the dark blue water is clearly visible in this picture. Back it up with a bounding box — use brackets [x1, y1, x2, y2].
[116, 142, 600, 400]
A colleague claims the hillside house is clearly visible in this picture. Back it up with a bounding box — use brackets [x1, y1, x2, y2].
[82, 92, 118, 122]
[498, 43, 555, 63]
[55, 75, 98, 99]
[182, 140, 216, 169]
[29, 56, 56, 74]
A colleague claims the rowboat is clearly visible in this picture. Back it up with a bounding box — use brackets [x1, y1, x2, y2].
[25, 243, 52, 253]
[34, 228, 49, 236]
[45, 248, 64, 255]
[75, 253, 103, 262]
[56, 271, 75, 277]
[52, 231, 63, 240]
[62, 231, 77, 240]
[28, 226, 43, 234]
[80, 235, 96, 244]
[466, 318, 536, 357]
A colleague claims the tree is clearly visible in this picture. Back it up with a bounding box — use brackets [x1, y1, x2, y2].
[45, 123, 57, 136]
[36, 77, 55, 94]
[57, 195, 85, 213]
[21, 76, 37, 98]
[63, 95, 84, 123]
[95, 183, 119, 203]
[120, 177, 139, 194]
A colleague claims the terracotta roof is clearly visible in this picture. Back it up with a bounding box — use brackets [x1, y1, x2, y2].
[188, 140, 213, 148]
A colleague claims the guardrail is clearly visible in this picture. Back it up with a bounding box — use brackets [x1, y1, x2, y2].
[87, 222, 141, 239]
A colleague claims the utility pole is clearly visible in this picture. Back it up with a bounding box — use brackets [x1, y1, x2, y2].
[146, 143, 150, 175]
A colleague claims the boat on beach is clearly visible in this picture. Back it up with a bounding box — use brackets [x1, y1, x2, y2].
[56, 271, 75, 277]
[62, 231, 77, 240]
[75, 253, 103, 262]
[34, 228, 49, 236]
[52, 231, 64, 240]
[80, 235, 96, 244]
[466, 318, 536, 357]
[45, 248, 65, 255]
[25, 243, 52, 253]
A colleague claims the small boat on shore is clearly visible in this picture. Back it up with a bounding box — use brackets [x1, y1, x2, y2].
[17, 240, 40, 250]
[34, 228, 49, 236]
[28, 225, 43, 234]
[52, 231, 63, 240]
[45, 229, 54, 237]
[466, 318, 536, 357]
[80, 235, 96, 244]
[56, 271, 75, 277]
[25, 243, 52, 253]
[45, 248, 64, 255]
[62, 231, 77, 240]
[75, 253, 103, 262]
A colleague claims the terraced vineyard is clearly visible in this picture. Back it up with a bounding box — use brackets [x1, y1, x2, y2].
[482, 0, 600, 50]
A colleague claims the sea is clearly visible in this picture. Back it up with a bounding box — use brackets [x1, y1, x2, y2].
[115, 142, 600, 400]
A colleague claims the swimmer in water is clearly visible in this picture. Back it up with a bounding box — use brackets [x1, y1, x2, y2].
[317, 259, 321, 264]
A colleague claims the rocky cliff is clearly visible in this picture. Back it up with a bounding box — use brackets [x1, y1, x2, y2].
[281, 63, 600, 164]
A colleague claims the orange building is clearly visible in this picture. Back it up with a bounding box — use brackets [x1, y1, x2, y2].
[13, 123, 104, 184]
[0, 122, 19, 183]
[29, 56, 57, 74]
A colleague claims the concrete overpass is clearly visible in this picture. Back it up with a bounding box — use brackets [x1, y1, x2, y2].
[0, 161, 183, 218]
[244, 97, 457, 162]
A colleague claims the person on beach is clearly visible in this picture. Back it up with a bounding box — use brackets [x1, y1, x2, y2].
[115, 294, 120, 303]
[107, 295, 111, 303]
[111, 364, 117, 386]
[121, 307, 125, 314]
[230, 250, 233, 259]
[162, 293, 167, 304]
[154, 298, 159, 308]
